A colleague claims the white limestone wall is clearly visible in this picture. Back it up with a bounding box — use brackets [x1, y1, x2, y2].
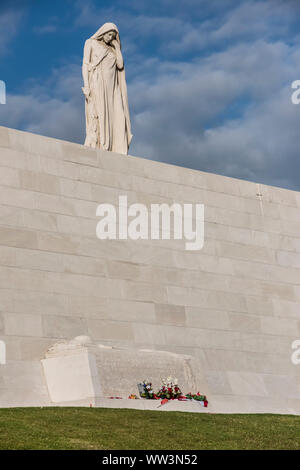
[0, 125, 300, 413]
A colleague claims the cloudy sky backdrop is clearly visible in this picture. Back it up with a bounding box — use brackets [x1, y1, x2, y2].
[0, 0, 300, 190]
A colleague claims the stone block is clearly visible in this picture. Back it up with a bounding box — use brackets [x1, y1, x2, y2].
[13, 290, 68, 315]
[20, 170, 60, 194]
[42, 349, 100, 403]
[87, 319, 134, 342]
[260, 316, 300, 336]
[227, 226, 269, 247]
[263, 375, 299, 399]
[42, 314, 87, 339]
[68, 294, 108, 317]
[0, 227, 38, 250]
[227, 372, 268, 397]
[277, 250, 300, 269]
[22, 209, 58, 232]
[106, 298, 156, 323]
[106, 259, 142, 281]
[216, 240, 276, 263]
[41, 337, 209, 403]
[0, 186, 35, 209]
[272, 298, 300, 319]
[122, 279, 168, 303]
[15, 248, 63, 272]
[8, 128, 63, 158]
[0, 265, 44, 291]
[57, 214, 83, 236]
[155, 303, 186, 326]
[186, 307, 230, 330]
[0, 245, 16, 266]
[0, 126, 10, 147]
[35, 192, 76, 216]
[0, 289, 14, 312]
[0, 166, 20, 187]
[0, 313, 3, 333]
[133, 322, 165, 346]
[205, 371, 233, 395]
[37, 232, 80, 255]
[228, 313, 261, 333]
[4, 313, 43, 337]
[240, 332, 292, 354]
[60, 178, 92, 200]
[20, 337, 55, 360]
[61, 140, 98, 165]
[63, 254, 106, 277]
[246, 296, 274, 316]
[0, 148, 41, 172]
[2, 360, 47, 389]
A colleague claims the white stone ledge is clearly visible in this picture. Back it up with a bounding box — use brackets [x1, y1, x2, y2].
[1, 126, 299, 208]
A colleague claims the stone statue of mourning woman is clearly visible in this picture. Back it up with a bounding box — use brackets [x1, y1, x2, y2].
[82, 22, 133, 155]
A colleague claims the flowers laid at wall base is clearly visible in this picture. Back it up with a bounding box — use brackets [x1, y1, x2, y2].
[137, 377, 208, 407]
[185, 392, 208, 407]
[156, 377, 182, 400]
[139, 380, 156, 399]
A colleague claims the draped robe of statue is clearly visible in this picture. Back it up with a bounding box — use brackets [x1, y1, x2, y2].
[82, 23, 132, 154]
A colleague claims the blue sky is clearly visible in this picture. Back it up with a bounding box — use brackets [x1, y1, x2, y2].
[1, 0, 300, 190]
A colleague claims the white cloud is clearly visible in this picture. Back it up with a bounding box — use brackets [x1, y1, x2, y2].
[129, 38, 300, 190]
[33, 24, 57, 35]
[0, 63, 85, 144]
